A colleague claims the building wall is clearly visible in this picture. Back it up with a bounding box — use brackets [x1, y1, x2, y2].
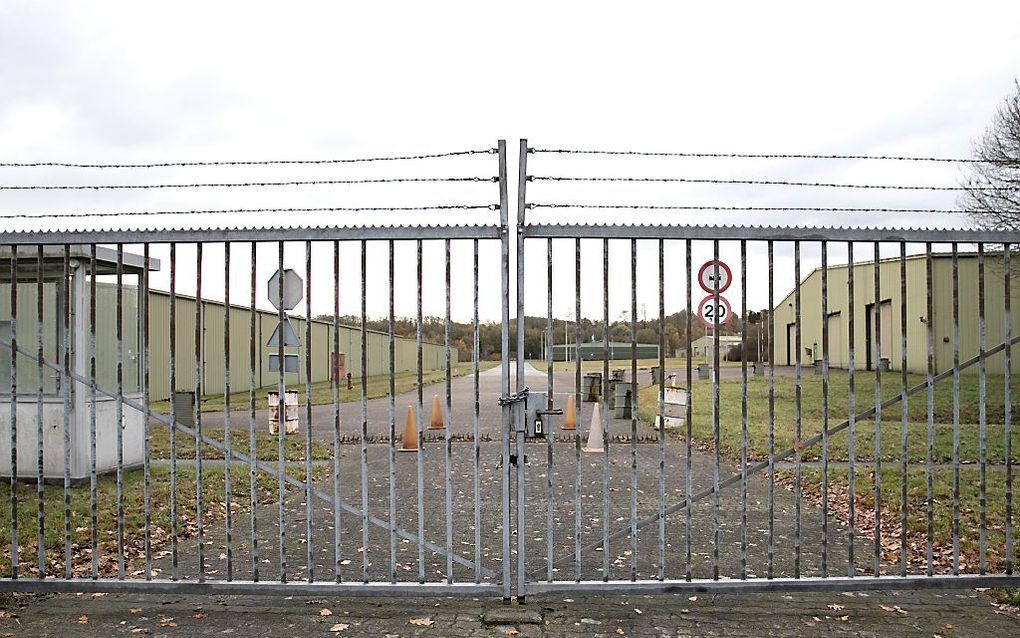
[771, 253, 1020, 375]
[144, 289, 454, 399]
[552, 343, 660, 361]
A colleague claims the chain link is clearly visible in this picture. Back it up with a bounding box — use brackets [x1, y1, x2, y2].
[497, 387, 530, 406]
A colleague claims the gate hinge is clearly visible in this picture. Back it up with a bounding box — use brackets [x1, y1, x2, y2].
[497, 386, 530, 407]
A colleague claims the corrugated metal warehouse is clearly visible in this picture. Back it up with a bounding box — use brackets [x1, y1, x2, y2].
[145, 287, 453, 399]
[772, 252, 1019, 375]
[551, 341, 660, 361]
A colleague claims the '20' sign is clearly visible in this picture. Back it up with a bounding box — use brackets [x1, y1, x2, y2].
[697, 294, 731, 328]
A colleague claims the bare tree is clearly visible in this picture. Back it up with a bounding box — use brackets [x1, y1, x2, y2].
[962, 80, 1020, 230]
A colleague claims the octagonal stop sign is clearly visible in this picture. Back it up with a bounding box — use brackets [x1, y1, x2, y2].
[268, 268, 303, 311]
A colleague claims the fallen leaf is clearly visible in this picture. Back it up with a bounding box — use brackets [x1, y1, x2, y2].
[409, 618, 434, 627]
[77, 615, 89, 625]
[329, 623, 350, 633]
[319, 608, 333, 617]
[502, 628, 519, 637]
[193, 612, 208, 619]
[827, 603, 844, 611]
[688, 596, 697, 602]
[129, 608, 142, 615]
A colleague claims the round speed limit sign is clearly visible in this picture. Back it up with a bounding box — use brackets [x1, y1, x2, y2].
[697, 294, 731, 328]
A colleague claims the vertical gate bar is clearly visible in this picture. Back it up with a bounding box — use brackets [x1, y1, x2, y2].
[8, 244, 16, 580]
[385, 240, 394, 583]
[978, 243, 987, 574]
[335, 240, 344, 583]
[89, 245, 98, 579]
[847, 241, 857, 577]
[497, 139, 511, 599]
[899, 242, 908, 576]
[360, 240, 369, 583]
[685, 239, 693, 581]
[794, 241, 803, 578]
[872, 241, 882, 577]
[925, 244, 935, 576]
[658, 238, 666, 582]
[767, 240, 775, 579]
[574, 237, 582, 583]
[62, 245, 72, 579]
[739, 239, 748, 580]
[472, 239, 481, 584]
[630, 238, 639, 581]
[248, 242, 259, 582]
[35, 245, 45, 578]
[445, 238, 454, 584]
[141, 244, 152, 580]
[602, 237, 611, 581]
[1004, 243, 1013, 576]
[516, 140, 528, 596]
[169, 243, 178, 580]
[115, 245, 125, 579]
[306, 240, 316, 582]
[195, 243, 205, 582]
[415, 239, 425, 583]
[711, 240, 721, 581]
[276, 240, 286, 583]
[952, 243, 960, 574]
[546, 238, 554, 582]
[821, 241, 829, 578]
[223, 242, 233, 581]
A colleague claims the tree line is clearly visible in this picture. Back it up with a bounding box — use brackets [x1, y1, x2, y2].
[317, 310, 774, 362]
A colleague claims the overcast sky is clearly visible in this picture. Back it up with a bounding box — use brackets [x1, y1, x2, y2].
[1, 1, 1018, 325]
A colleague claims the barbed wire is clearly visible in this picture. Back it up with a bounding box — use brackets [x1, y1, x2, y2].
[0, 148, 497, 169]
[0, 204, 498, 220]
[526, 203, 971, 214]
[0, 176, 498, 191]
[529, 148, 992, 163]
[528, 175, 1010, 192]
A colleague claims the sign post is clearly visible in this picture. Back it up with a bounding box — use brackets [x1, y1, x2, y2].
[697, 260, 732, 376]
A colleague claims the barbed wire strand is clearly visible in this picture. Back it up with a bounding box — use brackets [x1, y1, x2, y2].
[529, 175, 1013, 192]
[0, 204, 498, 220]
[527, 203, 971, 214]
[529, 148, 996, 163]
[0, 176, 498, 191]
[0, 148, 497, 169]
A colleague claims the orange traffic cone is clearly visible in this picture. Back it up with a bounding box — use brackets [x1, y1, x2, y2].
[562, 394, 577, 431]
[400, 405, 417, 452]
[428, 394, 445, 430]
[582, 403, 604, 453]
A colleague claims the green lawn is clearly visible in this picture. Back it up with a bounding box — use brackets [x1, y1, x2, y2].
[151, 361, 497, 414]
[636, 372, 1020, 573]
[0, 463, 325, 578]
[148, 426, 333, 461]
[638, 372, 1020, 464]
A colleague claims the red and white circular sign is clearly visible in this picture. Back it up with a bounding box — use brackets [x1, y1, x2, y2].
[697, 294, 731, 328]
[697, 260, 732, 294]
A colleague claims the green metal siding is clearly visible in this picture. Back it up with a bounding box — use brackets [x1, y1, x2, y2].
[772, 253, 1020, 375]
[143, 289, 454, 399]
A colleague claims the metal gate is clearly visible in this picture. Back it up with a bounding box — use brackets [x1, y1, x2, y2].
[510, 139, 1020, 597]
[0, 139, 1019, 599]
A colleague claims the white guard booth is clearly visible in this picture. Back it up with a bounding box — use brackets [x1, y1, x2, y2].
[0, 245, 159, 482]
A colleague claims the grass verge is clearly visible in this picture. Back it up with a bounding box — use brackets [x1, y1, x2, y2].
[0, 463, 325, 578]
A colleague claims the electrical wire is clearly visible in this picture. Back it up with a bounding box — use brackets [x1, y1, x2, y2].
[0, 176, 498, 191]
